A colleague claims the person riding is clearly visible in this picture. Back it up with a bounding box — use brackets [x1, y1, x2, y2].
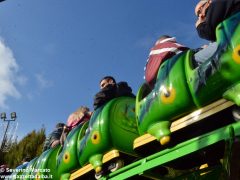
[42, 123, 65, 151]
[60, 106, 92, 145]
[144, 35, 188, 87]
[195, 0, 240, 42]
[194, 0, 240, 64]
[93, 76, 135, 110]
[21, 156, 31, 165]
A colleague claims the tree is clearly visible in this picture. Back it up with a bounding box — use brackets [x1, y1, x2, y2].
[2, 128, 46, 168]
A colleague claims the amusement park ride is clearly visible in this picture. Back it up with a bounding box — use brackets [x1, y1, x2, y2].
[11, 12, 240, 180]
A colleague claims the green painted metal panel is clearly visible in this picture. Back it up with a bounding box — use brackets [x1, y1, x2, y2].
[57, 124, 83, 178]
[79, 97, 139, 170]
[30, 146, 60, 179]
[106, 122, 240, 180]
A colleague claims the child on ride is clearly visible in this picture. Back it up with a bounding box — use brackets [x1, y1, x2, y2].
[60, 106, 92, 146]
[42, 123, 65, 151]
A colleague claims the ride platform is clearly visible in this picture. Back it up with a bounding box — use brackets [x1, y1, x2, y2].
[102, 121, 240, 179]
[134, 99, 235, 155]
[70, 149, 137, 180]
[69, 150, 120, 180]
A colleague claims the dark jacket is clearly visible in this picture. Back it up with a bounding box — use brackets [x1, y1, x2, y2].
[197, 0, 240, 41]
[93, 82, 135, 110]
[42, 127, 63, 151]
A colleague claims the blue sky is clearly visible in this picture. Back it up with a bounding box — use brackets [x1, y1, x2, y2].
[0, 0, 206, 141]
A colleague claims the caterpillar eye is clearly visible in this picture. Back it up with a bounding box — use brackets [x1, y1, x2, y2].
[232, 45, 240, 64]
[91, 131, 100, 144]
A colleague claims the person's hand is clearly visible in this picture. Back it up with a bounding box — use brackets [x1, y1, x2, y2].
[201, 44, 208, 48]
[51, 140, 60, 148]
[63, 125, 70, 133]
[89, 111, 93, 116]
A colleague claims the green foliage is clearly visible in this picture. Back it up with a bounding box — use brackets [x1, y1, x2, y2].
[0, 151, 5, 164]
[1, 128, 46, 168]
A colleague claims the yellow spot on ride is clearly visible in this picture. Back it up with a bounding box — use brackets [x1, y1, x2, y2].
[232, 45, 240, 64]
[160, 135, 171, 145]
[160, 87, 176, 104]
[95, 166, 102, 173]
[91, 131, 100, 144]
[63, 151, 70, 164]
[35, 172, 40, 180]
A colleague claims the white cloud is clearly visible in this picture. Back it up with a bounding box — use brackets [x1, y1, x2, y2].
[16, 75, 28, 86]
[35, 73, 53, 89]
[0, 38, 21, 109]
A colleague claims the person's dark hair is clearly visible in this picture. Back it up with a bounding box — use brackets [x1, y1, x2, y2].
[99, 76, 116, 84]
[55, 123, 65, 129]
[22, 156, 31, 162]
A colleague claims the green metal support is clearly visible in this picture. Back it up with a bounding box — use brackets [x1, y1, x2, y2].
[103, 122, 240, 180]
